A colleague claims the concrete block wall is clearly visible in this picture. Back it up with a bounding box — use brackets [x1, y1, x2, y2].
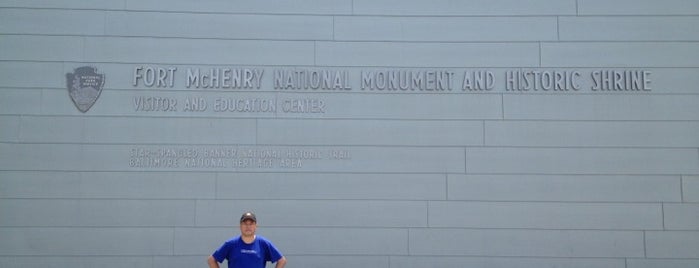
[1, 0, 698, 267]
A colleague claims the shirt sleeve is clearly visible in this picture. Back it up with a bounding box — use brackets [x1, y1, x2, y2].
[212, 241, 231, 263]
[264, 239, 283, 263]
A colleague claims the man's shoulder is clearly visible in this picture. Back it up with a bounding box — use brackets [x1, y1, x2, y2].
[254, 235, 275, 244]
[254, 236, 281, 250]
[223, 235, 243, 245]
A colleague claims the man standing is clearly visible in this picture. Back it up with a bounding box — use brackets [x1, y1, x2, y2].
[207, 212, 287, 268]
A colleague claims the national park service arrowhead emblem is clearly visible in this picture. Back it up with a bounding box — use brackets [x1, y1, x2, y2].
[66, 66, 105, 113]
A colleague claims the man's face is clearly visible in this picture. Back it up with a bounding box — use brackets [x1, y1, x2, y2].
[239, 219, 256, 236]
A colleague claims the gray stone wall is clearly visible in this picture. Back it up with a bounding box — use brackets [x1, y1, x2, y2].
[1, 0, 698, 267]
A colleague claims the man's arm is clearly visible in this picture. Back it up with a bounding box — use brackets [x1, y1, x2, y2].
[275, 256, 287, 268]
[207, 255, 220, 268]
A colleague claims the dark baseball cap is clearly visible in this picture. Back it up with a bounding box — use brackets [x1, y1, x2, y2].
[240, 212, 257, 223]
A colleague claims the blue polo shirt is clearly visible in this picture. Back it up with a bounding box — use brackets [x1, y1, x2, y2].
[212, 235, 283, 268]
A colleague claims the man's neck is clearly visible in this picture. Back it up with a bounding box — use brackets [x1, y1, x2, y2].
[241, 234, 256, 244]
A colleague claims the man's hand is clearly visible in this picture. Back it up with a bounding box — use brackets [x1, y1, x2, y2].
[275, 256, 287, 268]
[207, 255, 220, 268]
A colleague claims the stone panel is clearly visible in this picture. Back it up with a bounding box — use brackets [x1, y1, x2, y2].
[664, 204, 699, 230]
[258, 119, 483, 146]
[316, 42, 540, 67]
[0, 116, 19, 142]
[0, 63, 63, 88]
[216, 173, 446, 200]
[0, 227, 173, 255]
[18, 116, 85, 143]
[0, 9, 104, 35]
[645, 231, 699, 258]
[684, 176, 699, 202]
[0, 0, 123, 9]
[465, 148, 699, 175]
[125, 0, 352, 14]
[447, 175, 681, 202]
[153, 256, 205, 268]
[0, 199, 195, 227]
[106, 12, 333, 40]
[0, 257, 152, 268]
[578, 0, 699, 15]
[83, 117, 257, 144]
[486, 121, 699, 147]
[627, 259, 699, 268]
[0, 36, 84, 61]
[0, 171, 215, 199]
[503, 95, 699, 120]
[409, 229, 644, 257]
[428, 201, 662, 229]
[390, 256, 624, 268]
[0, 144, 83, 171]
[285, 256, 389, 268]
[541, 42, 699, 67]
[84, 37, 315, 65]
[196, 200, 427, 227]
[0, 89, 43, 115]
[335, 16, 557, 42]
[353, 0, 576, 16]
[560, 16, 699, 41]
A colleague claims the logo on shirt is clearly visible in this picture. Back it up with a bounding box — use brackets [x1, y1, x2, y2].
[241, 249, 257, 254]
